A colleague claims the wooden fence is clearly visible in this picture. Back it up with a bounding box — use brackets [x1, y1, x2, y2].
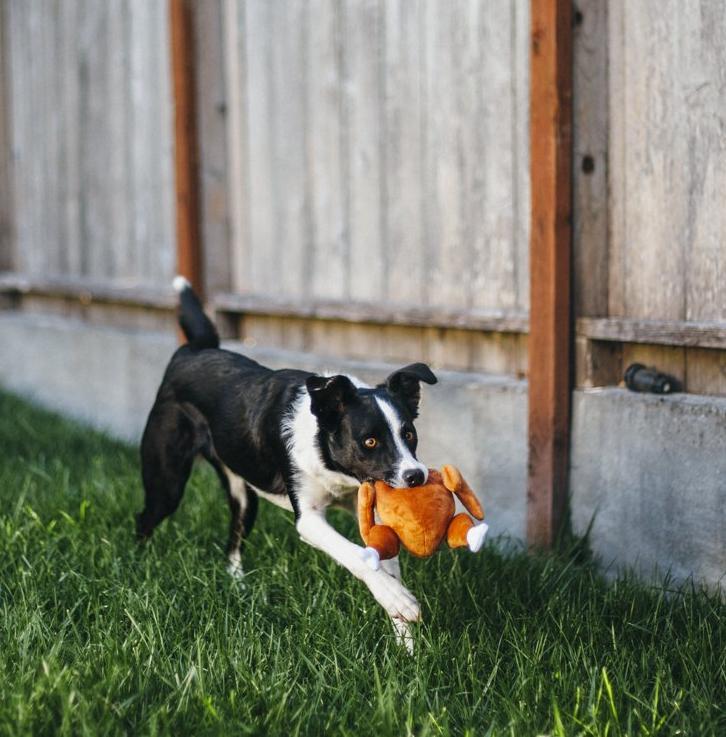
[204, 0, 531, 375]
[0, 0, 724, 394]
[573, 0, 726, 395]
[1, 0, 175, 287]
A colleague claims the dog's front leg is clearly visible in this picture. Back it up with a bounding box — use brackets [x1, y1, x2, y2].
[380, 556, 415, 654]
[296, 510, 420, 623]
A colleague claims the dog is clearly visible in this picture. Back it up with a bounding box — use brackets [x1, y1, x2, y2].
[137, 277, 438, 647]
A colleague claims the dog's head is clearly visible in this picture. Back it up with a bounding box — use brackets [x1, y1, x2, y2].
[306, 363, 437, 488]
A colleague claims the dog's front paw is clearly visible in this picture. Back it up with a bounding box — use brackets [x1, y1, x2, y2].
[366, 571, 421, 622]
[358, 546, 381, 571]
[391, 617, 415, 655]
[467, 521, 489, 553]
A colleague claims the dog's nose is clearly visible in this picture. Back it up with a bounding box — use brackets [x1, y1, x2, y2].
[403, 468, 425, 487]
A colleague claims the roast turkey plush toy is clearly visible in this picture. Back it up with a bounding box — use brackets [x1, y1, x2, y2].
[357, 465, 489, 570]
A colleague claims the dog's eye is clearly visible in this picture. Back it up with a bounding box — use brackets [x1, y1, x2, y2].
[404, 430, 415, 442]
[363, 437, 378, 449]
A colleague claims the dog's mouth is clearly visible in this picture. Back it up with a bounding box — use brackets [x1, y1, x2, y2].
[360, 474, 416, 488]
[384, 476, 413, 489]
[361, 474, 397, 486]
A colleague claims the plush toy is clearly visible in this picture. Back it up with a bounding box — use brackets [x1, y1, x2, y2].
[357, 465, 489, 570]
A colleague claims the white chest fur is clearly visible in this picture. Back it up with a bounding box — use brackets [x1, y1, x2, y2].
[282, 390, 358, 511]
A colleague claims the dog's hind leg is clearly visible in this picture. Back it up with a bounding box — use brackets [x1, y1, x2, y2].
[136, 402, 199, 540]
[212, 465, 258, 579]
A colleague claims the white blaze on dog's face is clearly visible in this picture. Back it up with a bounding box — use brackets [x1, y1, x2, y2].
[373, 395, 428, 488]
[305, 363, 437, 488]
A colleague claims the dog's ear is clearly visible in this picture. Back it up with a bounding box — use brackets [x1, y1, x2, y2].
[383, 363, 437, 418]
[306, 374, 359, 431]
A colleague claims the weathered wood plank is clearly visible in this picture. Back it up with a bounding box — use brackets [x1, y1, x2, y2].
[621, 0, 686, 320]
[213, 290, 529, 334]
[82, 0, 113, 279]
[192, 0, 231, 294]
[0, 272, 176, 310]
[470, 331, 528, 378]
[466, 0, 519, 313]
[574, 336, 622, 389]
[608, 0, 725, 323]
[58, 0, 82, 275]
[5, 0, 174, 287]
[220, 0, 530, 330]
[132, 0, 176, 284]
[381, 0, 423, 305]
[685, 348, 726, 397]
[106, 0, 131, 280]
[607, 0, 626, 317]
[0, 0, 14, 271]
[346, 0, 384, 303]
[418, 2, 472, 366]
[577, 317, 726, 350]
[223, 0, 249, 294]
[270, 0, 308, 300]
[337, 0, 385, 355]
[527, 0, 573, 549]
[682, 1, 726, 322]
[42, 5, 61, 275]
[572, 0, 609, 318]
[8, 2, 33, 274]
[235, 316, 528, 376]
[307, 0, 347, 301]
[513, 0, 531, 312]
[242, 0, 276, 295]
[421, 1, 466, 311]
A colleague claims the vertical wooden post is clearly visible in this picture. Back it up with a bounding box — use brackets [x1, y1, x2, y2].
[527, 0, 574, 548]
[170, 0, 203, 295]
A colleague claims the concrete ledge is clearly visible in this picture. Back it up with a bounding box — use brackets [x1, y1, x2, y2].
[0, 312, 175, 442]
[571, 388, 726, 587]
[3, 312, 723, 586]
[0, 312, 527, 539]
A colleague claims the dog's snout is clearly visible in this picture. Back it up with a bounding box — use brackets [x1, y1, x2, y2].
[403, 468, 425, 487]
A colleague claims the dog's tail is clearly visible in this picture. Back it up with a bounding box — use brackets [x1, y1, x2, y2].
[173, 276, 220, 351]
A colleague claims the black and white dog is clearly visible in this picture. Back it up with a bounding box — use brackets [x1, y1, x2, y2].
[138, 278, 438, 644]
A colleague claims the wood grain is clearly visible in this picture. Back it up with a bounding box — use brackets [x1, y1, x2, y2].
[527, 0, 573, 549]
[192, 0, 231, 294]
[608, 0, 726, 322]
[4, 0, 175, 287]
[307, 0, 347, 301]
[578, 317, 726, 350]
[0, 272, 176, 310]
[381, 0, 422, 305]
[223, 0, 249, 294]
[221, 0, 529, 313]
[213, 291, 528, 333]
[235, 316, 527, 376]
[572, 0, 609, 318]
[686, 348, 726, 397]
[170, 0, 203, 294]
[0, 0, 13, 271]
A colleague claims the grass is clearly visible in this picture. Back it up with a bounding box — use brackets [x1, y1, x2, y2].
[0, 390, 723, 737]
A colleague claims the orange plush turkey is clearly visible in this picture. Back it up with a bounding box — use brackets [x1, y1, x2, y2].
[357, 465, 489, 570]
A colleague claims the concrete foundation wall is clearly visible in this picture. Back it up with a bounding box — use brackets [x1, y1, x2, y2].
[570, 388, 726, 586]
[1, 313, 724, 587]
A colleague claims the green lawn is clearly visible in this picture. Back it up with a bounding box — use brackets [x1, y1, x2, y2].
[0, 390, 723, 737]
